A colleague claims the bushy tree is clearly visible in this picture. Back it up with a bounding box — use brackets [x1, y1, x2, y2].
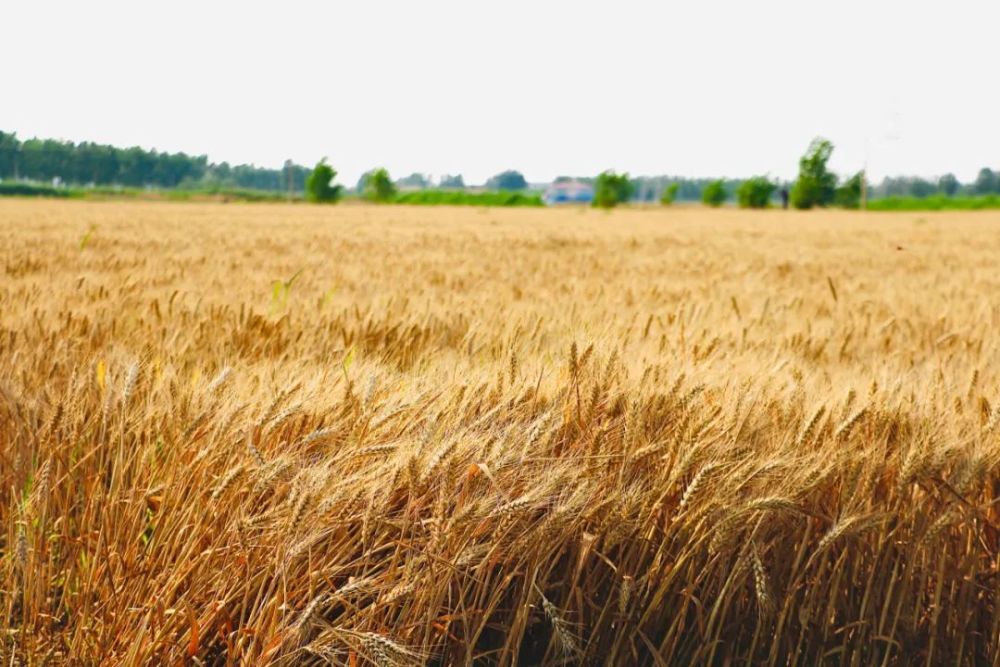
[701, 179, 727, 207]
[305, 158, 342, 203]
[363, 168, 397, 202]
[938, 173, 960, 197]
[790, 138, 837, 209]
[487, 170, 527, 191]
[736, 176, 776, 208]
[974, 168, 998, 195]
[660, 182, 680, 206]
[834, 172, 864, 209]
[592, 171, 634, 209]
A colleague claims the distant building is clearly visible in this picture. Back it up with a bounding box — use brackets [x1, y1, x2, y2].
[543, 180, 594, 205]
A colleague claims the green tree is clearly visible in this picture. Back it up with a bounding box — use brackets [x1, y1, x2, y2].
[364, 168, 397, 202]
[0, 129, 312, 191]
[660, 182, 680, 206]
[701, 179, 727, 207]
[0, 131, 20, 179]
[736, 176, 776, 208]
[305, 158, 343, 203]
[487, 170, 527, 191]
[790, 138, 837, 209]
[592, 171, 634, 209]
[117, 146, 157, 187]
[974, 168, 998, 195]
[908, 178, 935, 198]
[355, 171, 373, 194]
[938, 173, 960, 197]
[438, 174, 464, 189]
[396, 173, 430, 189]
[834, 172, 864, 209]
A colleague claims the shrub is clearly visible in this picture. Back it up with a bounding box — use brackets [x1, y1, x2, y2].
[835, 172, 864, 209]
[660, 183, 680, 206]
[592, 171, 634, 209]
[701, 180, 727, 207]
[0, 182, 69, 198]
[363, 168, 397, 202]
[305, 159, 343, 203]
[736, 177, 776, 209]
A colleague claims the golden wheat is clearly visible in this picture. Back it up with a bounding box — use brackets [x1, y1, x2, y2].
[2, 199, 1000, 663]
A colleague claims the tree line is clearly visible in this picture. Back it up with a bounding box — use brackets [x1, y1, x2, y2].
[0, 129, 530, 198]
[0, 131, 310, 191]
[3, 129, 998, 208]
[591, 138, 1000, 209]
[870, 170, 1000, 198]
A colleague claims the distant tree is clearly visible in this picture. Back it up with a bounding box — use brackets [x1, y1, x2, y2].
[974, 168, 998, 195]
[790, 138, 837, 209]
[487, 170, 527, 191]
[736, 176, 776, 208]
[0, 129, 308, 192]
[364, 168, 397, 202]
[356, 171, 372, 194]
[305, 158, 343, 203]
[633, 180, 657, 202]
[877, 176, 909, 198]
[592, 171, 634, 209]
[907, 177, 936, 198]
[701, 179, 727, 207]
[76, 142, 120, 184]
[938, 173, 960, 197]
[280, 159, 309, 192]
[0, 131, 19, 179]
[834, 172, 864, 209]
[119, 145, 161, 187]
[660, 182, 680, 206]
[396, 172, 430, 189]
[438, 174, 464, 189]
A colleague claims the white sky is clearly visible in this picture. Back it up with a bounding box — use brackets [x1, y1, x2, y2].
[3, 0, 999, 185]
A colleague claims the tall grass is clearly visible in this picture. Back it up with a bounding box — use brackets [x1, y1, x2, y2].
[0, 182, 70, 198]
[0, 182, 297, 202]
[0, 183, 545, 207]
[867, 194, 1000, 211]
[393, 190, 543, 207]
[2, 201, 1000, 664]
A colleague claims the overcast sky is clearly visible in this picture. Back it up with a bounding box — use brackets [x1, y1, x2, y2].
[4, 0, 998, 185]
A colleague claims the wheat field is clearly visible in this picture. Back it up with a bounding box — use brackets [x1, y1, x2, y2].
[2, 199, 1000, 665]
